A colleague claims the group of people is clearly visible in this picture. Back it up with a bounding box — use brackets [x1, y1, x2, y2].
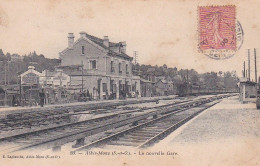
[37, 88, 140, 107]
[10, 89, 46, 107]
[9, 88, 141, 108]
[79, 89, 92, 101]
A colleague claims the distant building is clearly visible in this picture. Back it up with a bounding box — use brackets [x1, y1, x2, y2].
[21, 66, 42, 85]
[59, 32, 141, 99]
[42, 69, 70, 87]
[239, 77, 257, 103]
[140, 78, 154, 97]
[20, 66, 70, 88]
[20, 66, 42, 104]
[155, 76, 165, 82]
[20, 66, 71, 105]
[155, 79, 174, 96]
[146, 68, 158, 82]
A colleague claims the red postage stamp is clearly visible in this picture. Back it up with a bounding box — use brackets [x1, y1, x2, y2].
[198, 5, 243, 60]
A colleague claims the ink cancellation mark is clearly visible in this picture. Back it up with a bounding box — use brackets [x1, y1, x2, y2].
[198, 5, 244, 60]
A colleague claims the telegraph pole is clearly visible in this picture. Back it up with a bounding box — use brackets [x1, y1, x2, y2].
[19, 74, 22, 106]
[186, 69, 189, 96]
[254, 48, 257, 83]
[7, 59, 9, 85]
[134, 51, 138, 65]
[4, 63, 7, 106]
[243, 61, 246, 77]
[81, 60, 84, 92]
[248, 49, 251, 81]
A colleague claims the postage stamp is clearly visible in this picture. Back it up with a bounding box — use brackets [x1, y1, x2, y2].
[198, 5, 244, 60]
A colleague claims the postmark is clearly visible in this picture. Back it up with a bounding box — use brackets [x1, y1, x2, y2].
[198, 5, 244, 60]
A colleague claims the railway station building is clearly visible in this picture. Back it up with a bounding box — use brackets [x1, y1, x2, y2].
[20, 66, 70, 88]
[20, 66, 71, 105]
[59, 32, 141, 100]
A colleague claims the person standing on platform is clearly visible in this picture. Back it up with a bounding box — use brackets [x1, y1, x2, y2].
[12, 95, 16, 106]
[86, 89, 90, 100]
[136, 90, 139, 99]
[39, 89, 45, 107]
[105, 90, 109, 100]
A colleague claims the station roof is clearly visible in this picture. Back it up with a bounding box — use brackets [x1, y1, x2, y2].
[85, 33, 133, 61]
[239, 80, 257, 85]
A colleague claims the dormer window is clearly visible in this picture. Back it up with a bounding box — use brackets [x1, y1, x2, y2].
[82, 46, 85, 55]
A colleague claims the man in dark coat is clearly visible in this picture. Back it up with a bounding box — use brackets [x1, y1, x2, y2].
[12, 95, 16, 106]
[39, 89, 45, 107]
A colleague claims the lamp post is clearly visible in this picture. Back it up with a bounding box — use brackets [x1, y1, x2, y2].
[4, 62, 7, 106]
[17, 72, 22, 106]
[81, 60, 84, 93]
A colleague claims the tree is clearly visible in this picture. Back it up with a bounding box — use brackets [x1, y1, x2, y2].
[0, 49, 6, 61]
[0, 49, 4, 56]
[202, 72, 219, 89]
[191, 74, 199, 85]
[224, 71, 238, 89]
[6, 53, 11, 61]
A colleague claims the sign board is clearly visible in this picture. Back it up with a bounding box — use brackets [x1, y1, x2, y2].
[22, 73, 39, 84]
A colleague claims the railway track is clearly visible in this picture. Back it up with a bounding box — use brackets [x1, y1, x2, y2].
[72, 95, 234, 151]
[74, 101, 219, 151]
[0, 97, 179, 135]
[0, 97, 192, 141]
[0, 94, 236, 153]
[0, 97, 198, 152]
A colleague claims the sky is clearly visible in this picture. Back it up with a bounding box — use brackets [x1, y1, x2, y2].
[0, 0, 260, 78]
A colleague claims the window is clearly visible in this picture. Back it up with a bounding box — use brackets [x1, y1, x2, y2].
[111, 61, 115, 73]
[90, 60, 97, 69]
[82, 46, 85, 54]
[126, 64, 129, 74]
[119, 63, 122, 74]
[103, 83, 107, 92]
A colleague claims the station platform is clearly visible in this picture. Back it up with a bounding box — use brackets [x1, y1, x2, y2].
[151, 96, 260, 165]
[0, 95, 177, 116]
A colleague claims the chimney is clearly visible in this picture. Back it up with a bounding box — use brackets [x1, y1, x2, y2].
[68, 33, 74, 48]
[79, 31, 87, 38]
[103, 36, 109, 47]
[121, 41, 126, 54]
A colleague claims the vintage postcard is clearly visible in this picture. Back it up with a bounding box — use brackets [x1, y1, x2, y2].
[0, 0, 259, 166]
